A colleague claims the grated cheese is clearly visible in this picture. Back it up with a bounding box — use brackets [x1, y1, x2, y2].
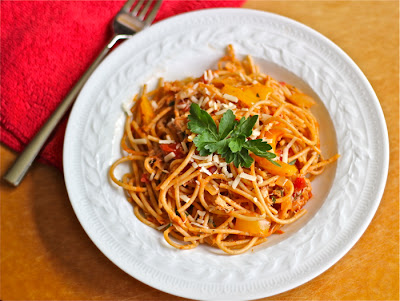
[198, 162, 213, 167]
[187, 134, 196, 142]
[250, 129, 261, 140]
[214, 102, 219, 111]
[213, 155, 219, 163]
[203, 70, 208, 81]
[198, 96, 205, 107]
[282, 137, 297, 163]
[261, 187, 268, 198]
[159, 139, 176, 144]
[164, 152, 176, 162]
[191, 222, 209, 229]
[222, 102, 237, 110]
[265, 123, 274, 131]
[260, 114, 272, 122]
[197, 210, 206, 217]
[208, 70, 213, 80]
[200, 166, 212, 176]
[223, 93, 239, 103]
[221, 166, 233, 178]
[132, 138, 147, 144]
[181, 141, 188, 152]
[151, 100, 158, 110]
[192, 154, 209, 160]
[239, 172, 257, 182]
[180, 194, 190, 203]
[215, 108, 228, 116]
[177, 103, 187, 109]
[232, 174, 241, 189]
[122, 102, 133, 116]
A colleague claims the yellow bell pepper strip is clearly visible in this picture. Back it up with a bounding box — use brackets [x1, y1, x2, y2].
[234, 218, 271, 237]
[287, 92, 315, 108]
[139, 94, 155, 125]
[211, 77, 238, 87]
[247, 84, 272, 101]
[221, 84, 273, 107]
[264, 129, 284, 152]
[252, 154, 298, 177]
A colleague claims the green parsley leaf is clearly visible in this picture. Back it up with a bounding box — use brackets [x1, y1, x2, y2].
[204, 139, 230, 155]
[288, 159, 297, 165]
[218, 109, 237, 139]
[234, 148, 254, 168]
[231, 115, 258, 138]
[193, 132, 218, 156]
[228, 135, 246, 153]
[243, 139, 280, 167]
[243, 139, 272, 155]
[187, 103, 277, 168]
[188, 103, 218, 137]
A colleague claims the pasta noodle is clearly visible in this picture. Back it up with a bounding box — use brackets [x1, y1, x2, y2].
[110, 45, 339, 254]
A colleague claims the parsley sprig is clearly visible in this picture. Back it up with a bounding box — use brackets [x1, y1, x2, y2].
[187, 103, 278, 168]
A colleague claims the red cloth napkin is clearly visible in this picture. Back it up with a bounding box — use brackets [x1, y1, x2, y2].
[1, 0, 244, 171]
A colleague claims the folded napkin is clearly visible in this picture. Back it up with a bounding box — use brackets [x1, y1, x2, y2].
[0, 0, 244, 171]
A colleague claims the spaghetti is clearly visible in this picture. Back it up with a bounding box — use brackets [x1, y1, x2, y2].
[110, 45, 339, 254]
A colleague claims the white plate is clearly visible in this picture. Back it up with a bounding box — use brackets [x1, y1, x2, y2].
[63, 8, 389, 300]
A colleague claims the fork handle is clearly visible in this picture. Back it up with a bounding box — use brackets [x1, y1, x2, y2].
[3, 34, 129, 186]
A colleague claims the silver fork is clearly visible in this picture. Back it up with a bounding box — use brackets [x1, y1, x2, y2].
[3, 0, 163, 186]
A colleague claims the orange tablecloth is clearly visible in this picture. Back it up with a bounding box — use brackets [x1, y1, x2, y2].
[1, 1, 398, 300]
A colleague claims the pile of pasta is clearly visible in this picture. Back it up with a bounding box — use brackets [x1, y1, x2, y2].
[110, 45, 339, 254]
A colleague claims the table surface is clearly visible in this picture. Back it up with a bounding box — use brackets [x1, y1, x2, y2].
[1, 1, 399, 300]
